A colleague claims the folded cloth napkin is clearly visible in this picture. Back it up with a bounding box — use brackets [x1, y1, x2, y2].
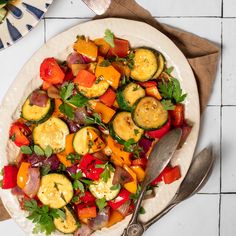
[0, 0, 220, 221]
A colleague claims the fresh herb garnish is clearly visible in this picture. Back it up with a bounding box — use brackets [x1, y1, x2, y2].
[80, 179, 93, 185]
[104, 29, 115, 48]
[59, 103, 74, 119]
[158, 78, 187, 104]
[134, 129, 140, 135]
[161, 99, 175, 110]
[123, 138, 136, 152]
[99, 60, 111, 67]
[20, 145, 33, 155]
[95, 197, 107, 211]
[110, 184, 120, 190]
[45, 146, 53, 158]
[123, 139, 143, 158]
[165, 66, 174, 75]
[85, 113, 107, 130]
[34, 145, 45, 156]
[24, 199, 65, 236]
[71, 171, 85, 192]
[96, 163, 114, 182]
[139, 206, 146, 214]
[130, 184, 141, 200]
[66, 153, 81, 164]
[40, 165, 51, 176]
[60, 83, 74, 101]
[67, 93, 88, 108]
[10, 134, 16, 142]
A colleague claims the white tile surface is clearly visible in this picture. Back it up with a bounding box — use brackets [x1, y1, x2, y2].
[223, 0, 236, 17]
[0, 219, 24, 236]
[221, 194, 236, 236]
[158, 18, 222, 105]
[222, 107, 236, 192]
[222, 19, 236, 105]
[146, 194, 219, 236]
[136, 0, 222, 17]
[196, 107, 221, 193]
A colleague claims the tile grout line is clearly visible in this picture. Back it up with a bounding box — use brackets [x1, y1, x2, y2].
[218, 13, 223, 236]
[43, 18, 46, 43]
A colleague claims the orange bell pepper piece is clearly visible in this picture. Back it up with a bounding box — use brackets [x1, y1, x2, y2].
[93, 102, 116, 123]
[77, 206, 97, 219]
[87, 128, 106, 152]
[42, 81, 52, 90]
[110, 153, 131, 167]
[57, 134, 75, 167]
[107, 136, 131, 164]
[74, 69, 96, 88]
[95, 57, 121, 89]
[145, 86, 162, 100]
[106, 210, 124, 228]
[111, 61, 131, 77]
[17, 162, 30, 189]
[130, 166, 145, 182]
[94, 38, 110, 55]
[99, 88, 116, 107]
[73, 38, 98, 61]
[123, 165, 137, 194]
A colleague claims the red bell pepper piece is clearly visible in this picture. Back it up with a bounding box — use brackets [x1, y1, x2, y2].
[9, 122, 31, 147]
[169, 103, 184, 127]
[77, 203, 97, 219]
[138, 81, 157, 88]
[1, 165, 18, 189]
[80, 191, 96, 203]
[108, 38, 129, 58]
[64, 68, 74, 81]
[163, 166, 181, 184]
[108, 189, 130, 210]
[151, 166, 172, 186]
[131, 158, 147, 168]
[99, 88, 116, 107]
[74, 69, 96, 88]
[79, 154, 104, 180]
[146, 118, 171, 139]
[40, 58, 65, 84]
[178, 123, 192, 148]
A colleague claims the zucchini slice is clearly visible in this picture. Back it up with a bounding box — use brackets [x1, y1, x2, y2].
[37, 174, 73, 209]
[54, 206, 78, 233]
[131, 48, 158, 82]
[73, 126, 105, 155]
[117, 83, 145, 111]
[110, 112, 144, 143]
[132, 97, 168, 130]
[33, 117, 69, 153]
[153, 52, 165, 79]
[22, 96, 54, 124]
[89, 172, 120, 201]
[78, 80, 109, 98]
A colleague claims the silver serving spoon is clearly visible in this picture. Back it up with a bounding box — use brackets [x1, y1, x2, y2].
[143, 147, 214, 232]
[122, 128, 183, 236]
[123, 146, 214, 236]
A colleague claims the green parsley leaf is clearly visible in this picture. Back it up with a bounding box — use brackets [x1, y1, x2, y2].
[45, 146, 53, 158]
[73, 180, 85, 192]
[80, 179, 93, 185]
[59, 103, 74, 119]
[130, 184, 141, 200]
[172, 78, 187, 103]
[134, 129, 140, 135]
[95, 198, 107, 211]
[67, 153, 81, 164]
[161, 99, 175, 110]
[40, 165, 51, 176]
[20, 145, 32, 155]
[123, 138, 136, 152]
[100, 168, 110, 182]
[99, 60, 111, 67]
[104, 29, 115, 48]
[139, 206, 146, 214]
[34, 145, 44, 156]
[67, 93, 88, 108]
[85, 113, 107, 130]
[110, 184, 120, 190]
[10, 133, 16, 142]
[60, 83, 74, 101]
[165, 66, 174, 75]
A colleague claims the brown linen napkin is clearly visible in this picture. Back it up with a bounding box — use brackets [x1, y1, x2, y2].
[0, 0, 220, 222]
[95, 0, 220, 112]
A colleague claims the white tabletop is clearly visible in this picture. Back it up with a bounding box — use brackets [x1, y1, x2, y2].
[0, 0, 235, 235]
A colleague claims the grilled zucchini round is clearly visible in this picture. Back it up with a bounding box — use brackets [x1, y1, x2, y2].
[132, 97, 168, 130]
[33, 117, 69, 153]
[37, 174, 73, 209]
[110, 112, 144, 143]
[117, 83, 145, 111]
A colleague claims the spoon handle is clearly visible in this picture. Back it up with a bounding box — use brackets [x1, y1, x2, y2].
[143, 202, 177, 231]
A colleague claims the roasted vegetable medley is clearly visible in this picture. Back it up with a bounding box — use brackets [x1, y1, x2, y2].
[0, 29, 192, 235]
